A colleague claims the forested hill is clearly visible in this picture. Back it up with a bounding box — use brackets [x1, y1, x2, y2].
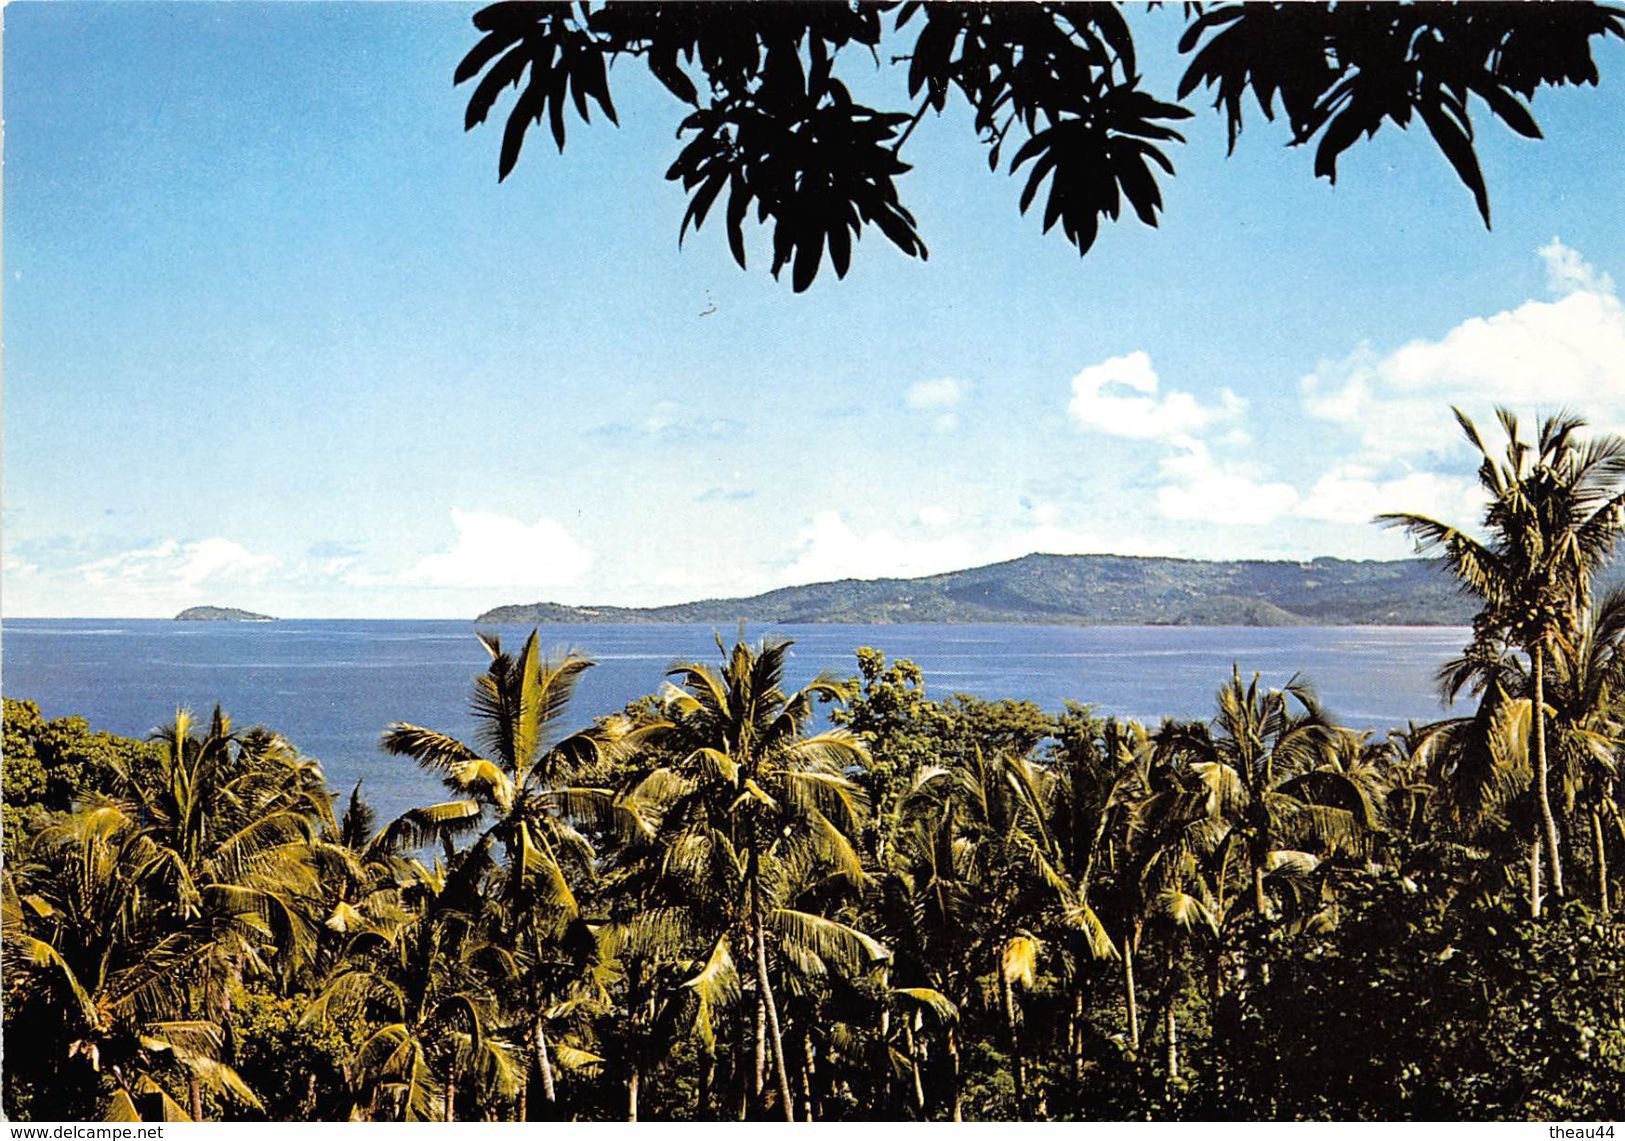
[476, 554, 1481, 627]
[174, 605, 275, 621]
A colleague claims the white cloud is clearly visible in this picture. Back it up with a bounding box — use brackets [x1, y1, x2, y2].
[1295, 465, 1481, 527]
[1540, 236, 1616, 298]
[2, 536, 284, 616]
[916, 505, 956, 528]
[780, 507, 1180, 587]
[782, 511, 976, 584]
[1155, 436, 1299, 524]
[1302, 243, 1625, 457]
[400, 509, 593, 590]
[906, 377, 968, 410]
[906, 377, 969, 432]
[79, 537, 278, 591]
[2, 553, 42, 579]
[1067, 350, 1244, 441]
[1001, 522, 1176, 560]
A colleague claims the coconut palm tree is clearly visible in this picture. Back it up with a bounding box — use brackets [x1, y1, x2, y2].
[1154, 669, 1356, 920]
[132, 710, 328, 969]
[1041, 713, 1163, 1071]
[2, 806, 263, 1122]
[1546, 585, 1625, 914]
[123, 709, 328, 1118]
[1381, 406, 1625, 904]
[659, 635, 882, 1121]
[864, 786, 977, 1119]
[304, 875, 518, 1120]
[379, 630, 657, 1114]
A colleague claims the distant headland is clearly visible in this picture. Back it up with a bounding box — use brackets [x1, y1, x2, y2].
[174, 606, 276, 622]
[475, 552, 1481, 628]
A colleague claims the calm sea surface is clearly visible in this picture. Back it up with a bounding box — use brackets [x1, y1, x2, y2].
[1, 620, 1470, 825]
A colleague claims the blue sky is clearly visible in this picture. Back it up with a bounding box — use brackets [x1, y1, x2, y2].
[5, 3, 1625, 618]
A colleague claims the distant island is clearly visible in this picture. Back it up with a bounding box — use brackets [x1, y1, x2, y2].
[174, 606, 276, 622]
[476, 553, 1481, 627]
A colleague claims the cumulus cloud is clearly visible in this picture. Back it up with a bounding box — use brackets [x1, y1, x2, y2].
[906, 377, 970, 431]
[782, 511, 976, 584]
[1068, 350, 1244, 440]
[0, 536, 286, 616]
[1301, 242, 1625, 456]
[400, 509, 593, 590]
[1295, 465, 1482, 527]
[79, 537, 278, 591]
[1059, 350, 1287, 525]
[1540, 236, 1616, 298]
[780, 508, 1178, 586]
[1152, 437, 1299, 525]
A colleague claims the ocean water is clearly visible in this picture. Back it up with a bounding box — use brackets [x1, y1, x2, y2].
[0, 619, 1471, 826]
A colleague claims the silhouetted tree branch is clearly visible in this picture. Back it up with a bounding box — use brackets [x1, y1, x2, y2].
[459, 2, 1625, 291]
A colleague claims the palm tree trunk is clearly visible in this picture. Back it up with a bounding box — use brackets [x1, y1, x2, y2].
[903, 1017, 925, 1116]
[734, 996, 751, 1121]
[1079, 807, 1113, 904]
[1071, 988, 1086, 1083]
[189, 1075, 203, 1122]
[444, 1071, 456, 1123]
[698, 1052, 715, 1120]
[998, 967, 1027, 1115]
[1533, 640, 1566, 901]
[1165, 1005, 1180, 1084]
[751, 876, 796, 1122]
[1594, 808, 1611, 916]
[1253, 864, 1268, 917]
[1529, 833, 1544, 919]
[536, 1019, 557, 1107]
[800, 1029, 818, 1122]
[1122, 934, 1140, 1055]
[627, 1066, 639, 1122]
[756, 991, 769, 1102]
[878, 1006, 892, 1110]
[945, 1023, 964, 1122]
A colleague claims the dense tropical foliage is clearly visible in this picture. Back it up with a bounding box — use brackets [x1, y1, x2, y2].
[7, 407, 1625, 1121]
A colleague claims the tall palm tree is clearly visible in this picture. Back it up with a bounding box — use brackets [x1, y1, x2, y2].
[304, 877, 518, 1120]
[892, 738, 1113, 1117]
[1546, 585, 1625, 914]
[2, 806, 263, 1122]
[131, 709, 327, 969]
[660, 635, 881, 1121]
[865, 788, 976, 1119]
[125, 709, 328, 1118]
[1381, 406, 1625, 904]
[1043, 714, 1160, 1067]
[379, 630, 657, 1116]
[1112, 729, 1218, 1064]
[1154, 669, 1354, 919]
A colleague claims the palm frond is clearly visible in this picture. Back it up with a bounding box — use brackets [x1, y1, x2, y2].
[893, 985, 959, 1022]
[378, 800, 483, 850]
[771, 908, 889, 974]
[683, 934, 741, 1051]
[380, 725, 483, 777]
[1000, 933, 1039, 988]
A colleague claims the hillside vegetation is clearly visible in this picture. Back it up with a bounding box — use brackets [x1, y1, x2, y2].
[174, 606, 276, 621]
[477, 554, 1476, 626]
